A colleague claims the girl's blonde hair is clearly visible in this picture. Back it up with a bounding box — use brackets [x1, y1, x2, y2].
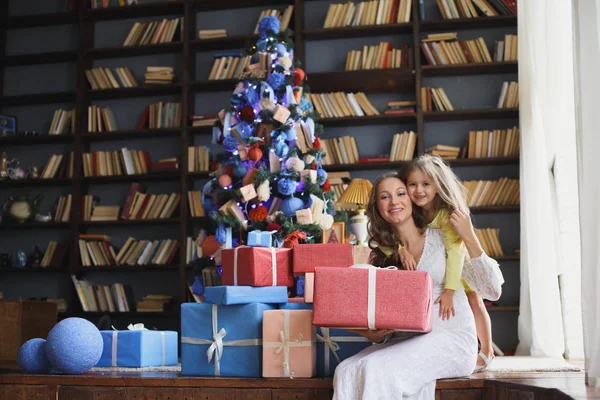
[400, 154, 470, 216]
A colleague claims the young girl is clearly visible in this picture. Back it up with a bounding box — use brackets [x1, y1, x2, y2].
[399, 154, 496, 371]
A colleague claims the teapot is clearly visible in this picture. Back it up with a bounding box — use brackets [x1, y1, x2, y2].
[3, 194, 43, 223]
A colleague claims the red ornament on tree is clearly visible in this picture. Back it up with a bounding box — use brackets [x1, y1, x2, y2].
[313, 134, 321, 150]
[248, 144, 263, 162]
[266, 222, 281, 232]
[292, 68, 305, 86]
[238, 105, 255, 123]
[201, 235, 222, 257]
[248, 205, 268, 222]
[322, 179, 331, 192]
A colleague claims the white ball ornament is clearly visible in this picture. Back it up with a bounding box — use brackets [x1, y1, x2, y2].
[304, 154, 315, 164]
[285, 156, 305, 172]
[319, 214, 334, 230]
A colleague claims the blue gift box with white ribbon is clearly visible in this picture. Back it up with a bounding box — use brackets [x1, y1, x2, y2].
[247, 230, 274, 247]
[205, 286, 288, 305]
[181, 302, 274, 377]
[315, 327, 372, 377]
[96, 329, 178, 367]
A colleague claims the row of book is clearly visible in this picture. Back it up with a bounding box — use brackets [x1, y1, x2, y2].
[54, 195, 72, 223]
[420, 32, 504, 66]
[113, 236, 179, 266]
[122, 17, 182, 47]
[425, 144, 462, 158]
[345, 43, 410, 71]
[436, 0, 516, 19]
[198, 29, 227, 40]
[139, 101, 182, 129]
[88, 205, 120, 221]
[467, 127, 520, 158]
[88, 105, 118, 133]
[253, 6, 294, 34]
[389, 131, 418, 161]
[82, 148, 149, 177]
[421, 87, 454, 112]
[85, 67, 138, 90]
[320, 136, 360, 166]
[39, 241, 69, 268]
[187, 146, 211, 173]
[306, 92, 379, 119]
[475, 228, 504, 257]
[463, 178, 520, 207]
[145, 66, 175, 84]
[187, 191, 205, 218]
[323, 0, 412, 28]
[383, 100, 415, 115]
[48, 109, 75, 135]
[41, 152, 75, 179]
[71, 275, 133, 312]
[494, 34, 518, 62]
[120, 182, 179, 220]
[90, 0, 136, 9]
[208, 54, 252, 81]
[497, 81, 518, 109]
[137, 295, 173, 312]
[189, 114, 217, 127]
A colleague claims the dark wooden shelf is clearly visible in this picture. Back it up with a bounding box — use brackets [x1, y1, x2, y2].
[188, 171, 212, 179]
[75, 264, 180, 272]
[487, 306, 519, 312]
[0, 134, 73, 146]
[0, 91, 76, 107]
[303, 23, 412, 41]
[471, 205, 520, 214]
[86, 42, 183, 60]
[308, 69, 414, 93]
[496, 255, 520, 261]
[448, 157, 519, 167]
[82, 173, 180, 184]
[0, 222, 71, 230]
[190, 34, 258, 52]
[86, 1, 184, 21]
[0, 266, 66, 273]
[420, 15, 517, 32]
[187, 126, 213, 136]
[88, 83, 182, 100]
[4, 12, 77, 29]
[421, 61, 518, 77]
[81, 128, 181, 142]
[75, 311, 177, 318]
[189, 216, 213, 224]
[423, 108, 519, 122]
[80, 218, 179, 227]
[325, 157, 519, 172]
[191, 79, 239, 92]
[2, 50, 78, 66]
[0, 178, 72, 188]
[319, 114, 416, 128]
[192, 0, 293, 12]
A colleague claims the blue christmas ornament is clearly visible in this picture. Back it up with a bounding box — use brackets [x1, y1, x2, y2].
[246, 85, 259, 105]
[274, 134, 289, 158]
[258, 16, 280, 39]
[267, 72, 286, 91]
[45, 318, 103, 375]
[284, 126, 297, 141]
[18, 338, 52, 374]
[280, 197, 304, 217]
[223, 136, 240, 152]
[237, 122, 253, 138]
[276, 43, 287, 56]
[256, 38, 268, 52]
[233, 162, 247, 177]
[278, 178, 298, 196]
[215, 224, 227, 243]
[229, 93, 243, 106]
[317, 168, 328, 185]
[192, 276, 205, 296]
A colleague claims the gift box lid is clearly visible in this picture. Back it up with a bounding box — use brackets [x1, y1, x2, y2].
[204, 286, 288, 305]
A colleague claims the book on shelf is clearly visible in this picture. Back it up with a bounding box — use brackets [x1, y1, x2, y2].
[90, 205, 120, 221]
[389, 130, 417, 161]
[144, 66, 175, 84]
[40, 241, 69, 268]
[253, 5, 294, 34]
[82, 148, 152, 177]
[48, 108, 75, 135]
[384, 100, 415, 115]
[77, 235, 118, 266]
[475, 228, 504, 257]
[327, 171, 352, 209]
[496, 81, 518, 108]
[420, 33, 496, 66]
[137, 295, 173, 312]
[359, 155, 390, 163]
[122, 17, 182, 47]
[208, 53, 251, 81]
[40, 152, 74, 179]
[113, 237, 179, 266]
[71, 275, 135, 313]
[198, 29, 227, 39]
[150, 158, 180, 172]
[462, 178, 520, 207]
[323, 0, 412, 28]
[320, 135, 359, 165]
[120, 187, 180, 220]
[87, 105, 118, 133]
[189, 114, 217, 127]
[138, 101, 182, 129]
[421, 87, 454, 112]
[345, 42, 410, 70]
[435, 0, 516, 19]
[90, 0, 138, 9]
[306, 92, 379, 119]
[53, 194, 72, 222]
[85, 67, 137, 90]
[187, 146, 211, 172]
[466, 126, 519, 158]
[426, 144, 461, 159]
[187, 191, 205, 218]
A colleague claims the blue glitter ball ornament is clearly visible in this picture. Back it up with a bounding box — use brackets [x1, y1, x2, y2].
[278, 178, 298, 196]
[267, 72, 286, 91]
[45, 318, 103, 375]
[18, 338, 52, 374]
[280, 197, 304, 217]
[317, 169, 328, 185]
[258, 16, 280, 39]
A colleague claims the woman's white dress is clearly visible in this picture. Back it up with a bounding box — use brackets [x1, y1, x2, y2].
[333, 228, 479, 400]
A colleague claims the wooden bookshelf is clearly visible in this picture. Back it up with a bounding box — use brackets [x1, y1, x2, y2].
[3, 12, 77, 29]
[86, 42, 184, 60]
[0, 134, 73, 146]
[420, 15, 517, 32]
[308, 69, 415, 93]
[81, 173, 181, 184]
[0, 178, 73, 188]
[88, 83, 182, 101]
[303, 23, 412, 40]
[0, 222, 71, 230]
[324, 157, 518, 172]
[75, 264, 180, 272]
[86, 1, 184, 21]
[190, 34, 258, 52]
[422, 108, 519, 122]
[319, 114, 416, 128]
[191, 0, 294, 12]
[0, 266, 67, 273]
[191, 79, 239, 92]
[79, 218, 180, 227]
[81, 128, 182, 142]
[0, 91, 76, 106]
[2, 50, 78, 66]
[421, 61, 518, 77]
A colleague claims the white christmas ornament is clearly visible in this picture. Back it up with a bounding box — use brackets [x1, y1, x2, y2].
[319, 214, 334, 230]
[304, 154, 315, 164]
[285, 156, 305, 172]
[256, 180, 271, 202]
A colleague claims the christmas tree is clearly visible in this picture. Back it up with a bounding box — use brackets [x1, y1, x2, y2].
[201, 16, 336, 249]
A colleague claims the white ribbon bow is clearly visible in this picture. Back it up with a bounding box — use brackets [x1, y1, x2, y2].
[349, 264, 398, 330]
[316, 327, 370, 376]
[127, 323, 148, 331]
[233, 246, 278, 286]
[181, 304, 261, 376]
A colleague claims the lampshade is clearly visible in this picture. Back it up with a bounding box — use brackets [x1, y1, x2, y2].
[337, 178, 373, 211]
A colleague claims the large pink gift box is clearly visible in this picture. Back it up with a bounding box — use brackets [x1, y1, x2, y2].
[262, 310, 316, 378]
[313, 267, 434, 332]
[292, 244, 354, 275]
[222, 246, 293, 287]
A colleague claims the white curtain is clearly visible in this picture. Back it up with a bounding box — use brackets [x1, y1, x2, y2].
[572, 0, 600, 387]
[517, 0, 582, 358]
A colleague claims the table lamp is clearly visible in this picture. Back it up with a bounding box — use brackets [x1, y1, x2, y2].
[336, 178, 373, 246]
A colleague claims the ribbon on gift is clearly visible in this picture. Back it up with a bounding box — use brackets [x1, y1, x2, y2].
[233, 246, 278, 286]
[111, 327, 167, 367]
[316, 328, 370, 376]
[180, 304, 261, 376]
[263, 310, 313, 378]
[350, 264, 398, 330]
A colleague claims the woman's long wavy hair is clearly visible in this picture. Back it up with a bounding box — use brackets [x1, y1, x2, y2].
[400, 154, 470, 217]
[367, 172, 427, 269]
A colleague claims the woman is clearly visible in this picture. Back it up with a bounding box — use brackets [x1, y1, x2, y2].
[333, 172, 480, 399]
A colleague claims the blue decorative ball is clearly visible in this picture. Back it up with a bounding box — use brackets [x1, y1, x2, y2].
[317, 168, 328, 185]
[45, 318, 103, 374]
[256, 39, 268, 52]
[267, 72, 286, 91]
[233, 163, 248, 178]
[278, 178, 298, 196]
[258, 16, 280, 39]
[280, 197, 305, 218]
[276, 43, 287, 57]
[18, 338, 52, 374]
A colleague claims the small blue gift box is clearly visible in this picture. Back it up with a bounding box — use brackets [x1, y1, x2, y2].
[205, 286, 288, 305]
[181, 302, 274, 377]
[96, 330, 178, 367]
[279, 301, 312, 311]
[316, 327, 371, 377]
[247, 230, 274, 247]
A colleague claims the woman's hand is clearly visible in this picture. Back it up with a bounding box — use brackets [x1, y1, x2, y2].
[347, 329, 394, 344]
[399, 247, 417, 270]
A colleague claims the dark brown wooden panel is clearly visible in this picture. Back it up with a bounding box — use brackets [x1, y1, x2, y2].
[0, 384, 57, 400]
[272, 388, 334, 400]
[438, 388, 483, 400]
